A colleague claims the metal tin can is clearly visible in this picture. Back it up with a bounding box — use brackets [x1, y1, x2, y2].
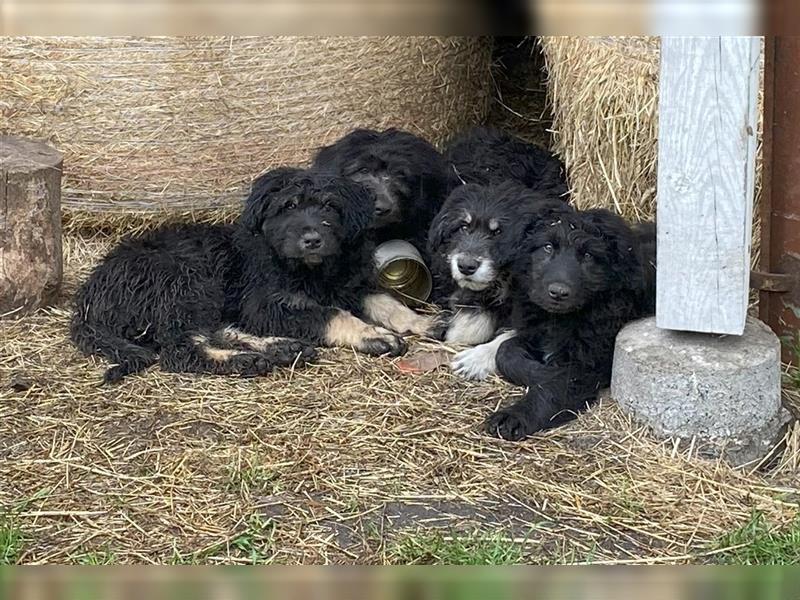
[374, 240, 433, 306]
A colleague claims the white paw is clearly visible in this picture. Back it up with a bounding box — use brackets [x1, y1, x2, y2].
[451, 344, 497, 381]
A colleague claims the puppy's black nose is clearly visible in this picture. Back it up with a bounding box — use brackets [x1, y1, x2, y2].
[457, 257, 480, 276]
[548, 283, 571, 300]
[300, 232, 322, 250]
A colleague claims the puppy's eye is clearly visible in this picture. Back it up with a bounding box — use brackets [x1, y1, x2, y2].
[583, 251, 593, 260]
[543, 243, 554, 254]
[491, 228, 502, 236]
[286, 200, 298, 210]
[322, 220, 331, 228]
[460, 224, 469, 232]
[358, 167, 370, 175]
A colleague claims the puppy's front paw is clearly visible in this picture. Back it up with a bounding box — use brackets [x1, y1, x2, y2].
[359, 326, 407, 357]
[225, 352, 273, 377]
[423, 312, 450, 341]
[484, 406, 537, 441]
[264, 339, 317, 367]
[451, 344, 496, 381]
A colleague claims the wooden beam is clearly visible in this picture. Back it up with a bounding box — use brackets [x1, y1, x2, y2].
[655, 36, 761, 336]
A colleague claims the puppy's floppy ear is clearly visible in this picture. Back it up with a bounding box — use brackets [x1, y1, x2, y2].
[240, 167, 302, 234]
[334, 178, 375, 239]
[582, 208, 634, 248]
[582, 208, 642, 286]
[427, 205, 451, 255]
[521, 196, 574, 238]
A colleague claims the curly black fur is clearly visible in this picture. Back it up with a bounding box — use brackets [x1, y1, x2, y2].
[236, 168, 381, 342]
[70, 167, 411, 383]
[427, 181, 570, 345]
[445, 127, 568, 198]
[486, 208, 656, 440]
[312, 128, 450, 252]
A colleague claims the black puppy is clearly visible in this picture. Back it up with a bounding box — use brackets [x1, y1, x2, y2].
[235, 167, 440, 349]
[445, 126, 568, 198]
[483, 207, 655, 440]
[72, 167, 438, 382]
[313, 128, 450, 251]
[427, 182, 569, 356]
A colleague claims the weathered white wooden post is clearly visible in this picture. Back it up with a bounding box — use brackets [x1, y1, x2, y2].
[612, 37, 790, 466]
[655, 37, 760, 335]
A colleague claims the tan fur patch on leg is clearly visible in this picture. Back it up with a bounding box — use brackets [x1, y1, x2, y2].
[362, 293, 431, 335]
[191, 334, 248, 363]
[219, 326, 294, 352]
[323, 311, 375, 347]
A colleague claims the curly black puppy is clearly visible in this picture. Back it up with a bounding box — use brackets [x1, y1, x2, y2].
[445, 127, 568, 198]
[72, 167, 439, 383]
[483, 207, 656, 440]
[234, 167, 440, 349]
[313, 128, 450, 251]
[427, 182, 570, 358]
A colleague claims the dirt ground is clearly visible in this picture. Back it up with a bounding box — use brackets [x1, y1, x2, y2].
[1, 231, 799, 565]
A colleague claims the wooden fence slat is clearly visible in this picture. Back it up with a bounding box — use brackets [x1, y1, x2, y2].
[656, 36, 761, 336]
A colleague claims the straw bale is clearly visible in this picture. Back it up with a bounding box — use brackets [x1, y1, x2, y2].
[0, 37, 491, 226]
[540, 37, 763, 268]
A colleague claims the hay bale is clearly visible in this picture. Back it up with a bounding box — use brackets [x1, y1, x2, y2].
[540, 37, 660, 220]
[0, 37, 491, 227]
[540, 36, 763, 268]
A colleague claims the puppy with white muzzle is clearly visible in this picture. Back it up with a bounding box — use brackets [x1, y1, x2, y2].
[427, 182, 569, 378]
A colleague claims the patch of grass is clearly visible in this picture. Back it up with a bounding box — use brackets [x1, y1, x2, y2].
[0, 517, 23, 565]
[781, 331, 800, 389]
[388, 530, 525, 565]
[712, 511, 800, 565]
[228, 462, 281, 495]
[171, 514, 275, 565]
[228, 514, 275, 563]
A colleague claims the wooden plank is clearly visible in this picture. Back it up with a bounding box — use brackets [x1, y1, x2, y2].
[656, 36, 761, 336]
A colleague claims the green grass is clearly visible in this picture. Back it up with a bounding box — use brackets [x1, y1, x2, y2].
[0, 517, 23, 565]
[388, 530, 525, 565]
[712, 511, 800, 565]
[228, 462, 281, 495]
[170, 514, 275, 565]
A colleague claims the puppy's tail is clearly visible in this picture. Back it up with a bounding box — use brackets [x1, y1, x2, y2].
[70, 314, 156, 384]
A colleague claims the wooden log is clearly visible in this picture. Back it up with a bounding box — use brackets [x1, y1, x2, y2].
[0, 136, 63, 318]
[655, 37, 761, 336]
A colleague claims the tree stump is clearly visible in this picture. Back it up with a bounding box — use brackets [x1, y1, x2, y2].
[0, 136, 63, 318]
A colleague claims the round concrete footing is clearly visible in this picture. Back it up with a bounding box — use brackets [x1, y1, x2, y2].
[611, 316, 792, 466]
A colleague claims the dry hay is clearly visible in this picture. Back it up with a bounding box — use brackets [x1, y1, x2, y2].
[0, 36, 491, 227]
[0, 232, 797, 564]
[539, 37, 763, 269]
[540, 37, 659, 222]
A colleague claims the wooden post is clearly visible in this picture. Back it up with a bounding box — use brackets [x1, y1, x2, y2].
[655, 37, 761, 336]
[0, 136, 63, 318]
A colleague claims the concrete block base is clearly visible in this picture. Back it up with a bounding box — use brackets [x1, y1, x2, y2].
[611, 316, 792, 466]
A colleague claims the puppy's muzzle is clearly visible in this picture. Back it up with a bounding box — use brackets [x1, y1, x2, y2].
[449, 253, 496, 291]
[548, 282, 572, 300]
[299, 231, 323, 251]
[456, 256, 480, 276]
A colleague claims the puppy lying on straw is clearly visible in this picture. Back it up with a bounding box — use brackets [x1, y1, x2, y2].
[71, 167, 441, 382]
